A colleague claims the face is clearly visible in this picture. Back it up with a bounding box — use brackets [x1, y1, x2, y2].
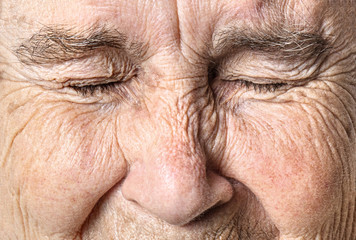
[0, 0, 355, 239]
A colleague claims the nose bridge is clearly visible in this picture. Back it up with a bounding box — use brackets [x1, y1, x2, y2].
[142, 81, 208, 178]
[156, 91, 201, 146]
[141, 54, 220, 171]
[153, 137, 206, 194]
[145, 65, 215, 154]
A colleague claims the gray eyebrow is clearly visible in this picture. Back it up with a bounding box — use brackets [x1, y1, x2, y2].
[15, 26, 144, 65]
[213, 26, 330, 62]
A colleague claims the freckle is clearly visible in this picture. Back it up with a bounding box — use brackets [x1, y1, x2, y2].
[7, 103, 18, 114]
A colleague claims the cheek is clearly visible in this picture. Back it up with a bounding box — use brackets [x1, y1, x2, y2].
[3, 99, 127, 235]
[223, 101, 346, 234]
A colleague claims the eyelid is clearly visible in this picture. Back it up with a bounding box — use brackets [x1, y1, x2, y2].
[218, 74, 310, 95]
[222, 74, 310, 86]
[236, 79, 287, 92]
[67, 67, 138, 98]
[223, 74, 288, 84]
[65, 67, 138, 87]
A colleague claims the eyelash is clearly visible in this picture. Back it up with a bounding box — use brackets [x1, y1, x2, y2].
[209, 67, 286, 93]
[69, 65, 139, 97]
[235, 79, 287, 93]
[71, 81, 119, 96]
[71, 75, 285, 98]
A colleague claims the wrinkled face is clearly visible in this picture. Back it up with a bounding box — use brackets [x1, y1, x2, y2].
[0, 0, 355, 239]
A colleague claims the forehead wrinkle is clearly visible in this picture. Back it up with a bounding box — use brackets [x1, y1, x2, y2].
[213, 0, 324, 43]
[261, 0, 326, 28]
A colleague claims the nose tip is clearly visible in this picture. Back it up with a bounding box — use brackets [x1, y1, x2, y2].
[121, 162, 233, 225]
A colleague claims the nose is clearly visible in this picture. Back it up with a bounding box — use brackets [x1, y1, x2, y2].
[121, 141, 233, 225]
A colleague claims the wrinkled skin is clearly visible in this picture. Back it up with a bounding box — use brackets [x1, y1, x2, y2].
[0, 0, 355, 239]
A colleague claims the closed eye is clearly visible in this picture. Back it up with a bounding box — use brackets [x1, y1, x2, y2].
[71, 81, 120, 96]
[208, 65, 289, 94]
[68, 67, 138, 97]
[69, 78, 138, 103]
[233, 79, 287, 93]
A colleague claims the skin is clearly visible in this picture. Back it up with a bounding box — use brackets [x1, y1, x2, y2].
[0, 0, 355, 239]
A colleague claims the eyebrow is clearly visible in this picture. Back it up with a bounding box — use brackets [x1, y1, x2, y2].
[213, 26, 330, 62]
[15, 26, 145, 65]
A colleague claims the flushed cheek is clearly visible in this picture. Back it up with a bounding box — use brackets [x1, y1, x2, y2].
[223, 103, 344, 235]
[246, 150, 339, 231]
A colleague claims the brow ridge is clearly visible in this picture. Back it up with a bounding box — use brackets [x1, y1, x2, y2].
[213, 26, 330, 62]
[15, 26, 142, 65]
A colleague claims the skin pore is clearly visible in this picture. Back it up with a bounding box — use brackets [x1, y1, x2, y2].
[0, 0, 355, 239]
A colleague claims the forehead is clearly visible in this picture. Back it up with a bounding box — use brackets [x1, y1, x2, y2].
[2, 0, 321, 47]
[3, 0, 261, 24]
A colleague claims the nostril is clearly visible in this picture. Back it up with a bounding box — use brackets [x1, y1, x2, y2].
[215, 199, 229, 207]
[187, 198, 231, 225]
